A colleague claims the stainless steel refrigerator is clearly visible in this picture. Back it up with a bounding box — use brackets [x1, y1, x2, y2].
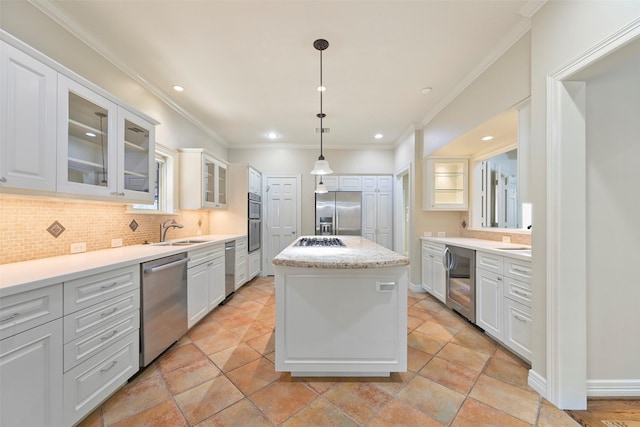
[315, 191, 362, 236]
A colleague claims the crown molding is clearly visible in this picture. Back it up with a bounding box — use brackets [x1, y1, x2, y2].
[518, 0, 548, 19]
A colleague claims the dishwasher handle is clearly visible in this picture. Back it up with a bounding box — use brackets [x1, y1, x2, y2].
[144, 257, 189, 274]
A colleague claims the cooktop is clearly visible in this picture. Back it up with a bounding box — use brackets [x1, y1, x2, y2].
[294, 237, 346, 247]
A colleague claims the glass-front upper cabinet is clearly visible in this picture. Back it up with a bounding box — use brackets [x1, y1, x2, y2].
[57, 75, 155, 202]
[57, 75, 118, 197]
[203, 154, 227, 208]
[423, 158, 469, 210]
[118, 108, 154, 201]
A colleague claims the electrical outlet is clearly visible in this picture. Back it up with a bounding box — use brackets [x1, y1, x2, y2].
[423, 231, 432, 237]
[437, 231, 445, 237]
[196, 230, 202, 236]
[502, 236, 511, 243]
[70, 242, 86, 254]
[111, 238, 123, 248]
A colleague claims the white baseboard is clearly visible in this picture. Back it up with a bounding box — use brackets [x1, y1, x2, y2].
[587, 379, 640, 397]
[528, 369, 547, 398]
[409, 282, 424, 293]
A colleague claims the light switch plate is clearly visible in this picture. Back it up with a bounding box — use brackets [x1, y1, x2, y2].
[437, 231, 445, 237]
[423, 231, 432, 237]
[502, 236, 511, 243]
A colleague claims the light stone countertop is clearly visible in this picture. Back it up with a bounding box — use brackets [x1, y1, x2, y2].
[0, 234, 245, 297]
[273, 236, 410, 269]
[421, 236, 531, 261]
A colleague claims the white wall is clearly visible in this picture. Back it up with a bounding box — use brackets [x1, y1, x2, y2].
[530, 0, 640, 400]
[227, 148, 395, 236]
[585, 54, 640, 381]
[423, 32, 530, 157]
[0, 1, 226, 159]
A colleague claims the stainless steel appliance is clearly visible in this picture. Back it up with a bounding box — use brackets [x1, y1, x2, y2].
[444, 245, 476, 323]
[140, 253, 189, 366]
[223, 241, 235, 301]
[248, 192, 261, 252]
[295, 237, 346, 247]
[315, 191, 361, 236]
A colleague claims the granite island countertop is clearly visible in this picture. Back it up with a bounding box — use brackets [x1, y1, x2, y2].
[272, 236, 409, 269]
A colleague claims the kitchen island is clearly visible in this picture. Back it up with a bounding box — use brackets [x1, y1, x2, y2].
[272, 236, 409, 377]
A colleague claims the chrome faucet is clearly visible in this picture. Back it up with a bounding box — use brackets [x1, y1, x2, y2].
[160, 219, 184, 242]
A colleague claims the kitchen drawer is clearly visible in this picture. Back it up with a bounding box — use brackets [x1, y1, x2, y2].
[503, 298, 532, 362]
[476, 251, 503, 274]
[188, 243, 224, 268]
[63, 290, 139, 343]
[504, 276, 532, 307]
[63, 310, 139, 372]
[64, 265, 139, 314]
[235, 238, 247, 251]
[504, 257, 532, 282]
[0, 284, 63, 340]
[63, 329, 139, 426]
[421, 241, 444, 254]
[248, 251, 261, 278]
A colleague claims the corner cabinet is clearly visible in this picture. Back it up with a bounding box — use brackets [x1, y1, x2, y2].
[179, 149, 227, 209]
[423, 158, 468, 210]
[56, 76, 156, 203]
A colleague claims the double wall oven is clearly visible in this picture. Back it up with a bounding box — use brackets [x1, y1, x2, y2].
[248, 192, 261, 253]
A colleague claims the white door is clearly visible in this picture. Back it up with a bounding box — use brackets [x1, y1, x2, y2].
[264, 175, 300, 275]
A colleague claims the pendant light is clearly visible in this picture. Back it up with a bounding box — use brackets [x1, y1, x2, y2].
[310, 38, 333, 176]
[314, 177, 328, 194]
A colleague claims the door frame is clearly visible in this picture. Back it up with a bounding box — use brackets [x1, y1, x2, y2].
[262, 174, 302, 276]
[542, 20, 640, 409]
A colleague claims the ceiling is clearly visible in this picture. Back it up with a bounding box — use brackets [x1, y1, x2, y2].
[36, 1, 536, 150]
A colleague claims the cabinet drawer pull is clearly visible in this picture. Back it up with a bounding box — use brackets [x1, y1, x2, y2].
[0, 312, 20, 323]
[101, 308, 118, 317]
[512, 267, 529, 274]
[101, 281, 118, 289]
[101, 330, 118, 341]
[514, 314, 528, 322]
[100, 360, 118, 374]
[0, 176, 7, 183]
[513, 289, 529, 297]
[497, 277, 503, 281]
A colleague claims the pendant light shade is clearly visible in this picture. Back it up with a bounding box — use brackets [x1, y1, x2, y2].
[314, 177, 328, 194]
[310, 39, 333, 176]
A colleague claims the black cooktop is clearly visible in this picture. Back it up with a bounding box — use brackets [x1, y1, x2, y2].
[294, 237, 346, 247]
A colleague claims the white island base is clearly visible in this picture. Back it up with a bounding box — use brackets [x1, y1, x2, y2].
[274, 265, 407, 377]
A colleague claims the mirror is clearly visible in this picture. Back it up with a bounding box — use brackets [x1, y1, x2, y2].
[430, 108, 531, 230]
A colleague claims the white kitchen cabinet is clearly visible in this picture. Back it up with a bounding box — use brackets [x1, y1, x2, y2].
[57, 75, 155, 203]
[316, 175, 338, 191]
[475, 268, 503, 340]
[62, 265, 141, 425]
[187, 244, 225, 328]
[362, 176, 393, 250]
[421, 241, 446, 303]
[235, 237, 248, 290]
[423, 158, 468, 210]
[0, 319, 64, 427]
[180, 149, 227, 209]
[248, 249, 261, 280]
[0, 41, 57, 192]
[249, 166, 262, 194]
[339, 176, 362, 191]
[476, 250, 532, 362]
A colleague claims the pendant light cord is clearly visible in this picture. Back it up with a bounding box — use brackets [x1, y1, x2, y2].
[319, 47, 324, 160]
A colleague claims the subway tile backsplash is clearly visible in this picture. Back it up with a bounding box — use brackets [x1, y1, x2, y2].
[0, 194, 209, 264]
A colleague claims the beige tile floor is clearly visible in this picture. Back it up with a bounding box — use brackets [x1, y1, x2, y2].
[79, 276, 580, 427]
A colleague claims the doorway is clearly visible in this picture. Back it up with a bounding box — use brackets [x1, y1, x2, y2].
[263, 175, 301, 276]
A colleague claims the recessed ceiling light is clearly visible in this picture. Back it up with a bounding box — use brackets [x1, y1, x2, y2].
[481, 135, 494, 141]
[317, 85, 326, 92]
[374, 133, 383, 139]
[421, 87, 432, 95]
[267, 132, 278, 140]
[85, 132, 96, 137]
[172, 85, 184, 92]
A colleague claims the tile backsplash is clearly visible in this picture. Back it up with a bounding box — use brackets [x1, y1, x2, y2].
[0, 194, 209, 264]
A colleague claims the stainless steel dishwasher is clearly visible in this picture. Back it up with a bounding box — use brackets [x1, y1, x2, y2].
[221, 241, 235, 304]
[140, 253, 189, 366]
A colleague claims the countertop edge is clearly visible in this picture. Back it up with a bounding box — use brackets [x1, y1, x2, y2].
[420, 236, 531, 261]
[0, 234, 246, 296]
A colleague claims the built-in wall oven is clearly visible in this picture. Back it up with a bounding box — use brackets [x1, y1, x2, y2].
[248, 192, 261, 253]
[444, 245, 476, 323]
